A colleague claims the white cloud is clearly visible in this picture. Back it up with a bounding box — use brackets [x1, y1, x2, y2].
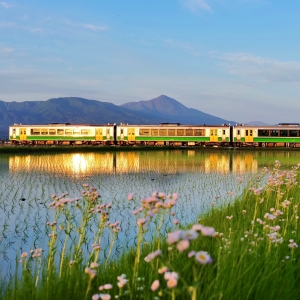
[164, 39, 202, 56]
[182, 0, 211, 11]
[0, 21, 15, 29]
[216, 52, 300, 83]
[0, 1, 15, 9]
[0, 47, 14, 54]
[29, 27, 44, 33]
[65, 20, 106, 32]
[84, 23, 106, 31]
[77, 79, 104, 86]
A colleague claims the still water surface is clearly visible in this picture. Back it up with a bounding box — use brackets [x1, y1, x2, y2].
[0, 149, 299, 274]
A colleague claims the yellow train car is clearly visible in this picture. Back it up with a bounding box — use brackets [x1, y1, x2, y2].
[9, 123, 116, 145]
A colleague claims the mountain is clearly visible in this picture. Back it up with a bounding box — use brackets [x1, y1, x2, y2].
[120, 95, 234, 125]
[246, 121, 270, 126]
[0, 97, 163, 139]
[0, 95, 234, 140]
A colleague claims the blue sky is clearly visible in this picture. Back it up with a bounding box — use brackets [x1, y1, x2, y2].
[0, 0, 299, 124]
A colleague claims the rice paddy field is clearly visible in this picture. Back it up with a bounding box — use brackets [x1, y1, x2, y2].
[1, 149, 300, 299]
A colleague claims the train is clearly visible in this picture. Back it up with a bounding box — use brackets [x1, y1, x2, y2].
[8, 122, 300, 147]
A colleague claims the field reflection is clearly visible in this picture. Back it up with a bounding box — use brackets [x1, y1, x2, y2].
[8, 150, 260, 175]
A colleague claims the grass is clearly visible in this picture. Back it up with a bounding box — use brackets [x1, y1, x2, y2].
[1, 161, 300, 299]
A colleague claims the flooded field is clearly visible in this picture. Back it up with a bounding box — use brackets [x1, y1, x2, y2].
[0, 149, 300, 275]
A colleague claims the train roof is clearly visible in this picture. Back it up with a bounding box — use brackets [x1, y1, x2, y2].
[10, 123, 116, 127]
[233, 123, 300, 129]
[118, 123, 230, 127]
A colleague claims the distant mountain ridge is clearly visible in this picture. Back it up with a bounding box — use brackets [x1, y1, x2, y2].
[121, 95, 235, 125]
[246, 121, 270, 126]
[0, 95, 234, 139]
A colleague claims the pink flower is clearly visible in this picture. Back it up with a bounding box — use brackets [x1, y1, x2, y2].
[144, 250, 162, 262]
[127, 193, 134, 201]
[151, 280, 160, 291]
[117, 275, 128, 288]
[85, 267, 96, 279]
[137, 218, 147, 227]
[148, 211, 154, 218]
[167, 277, 178, 288]
[192, 224, 203, 231]
[173, 219, 179, 225]
[158, 266, 168, 274]
[99, 294, 111, 300]
[188, 250, 196, 258]
[176, 239, 190, 252]
[164, 271, 178, 281]
[181, 230, 198, 240]
[200, 226, 215, 236]
[167, 230, 182, 244]
[158, 192, 165, 199]
[90, 262, 99, 269]
[103, 284, 113, 290]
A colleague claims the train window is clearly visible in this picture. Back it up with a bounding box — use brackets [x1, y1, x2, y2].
[159, 129, 167, 136]
[120, 129, 124, 134]
[49, 129, 56, 135]
[139, 129, 150, 136]
[13, 129, 16, 134]
[280, 130, 288, 137]
[81, 129, 89, 135]
[65, 129, 72, 135]
[73, 129, 80, 135]
[177, 129, 185, 136]
[237, 130, 240, 135]
[31, 129, 40, 135]
[258, 130, 269, 136]
[41, 129, 48, 135]
[168, 129, 176, 136]
[289, 130, 298, 137]
[186, 129, 194, 136]
[57, 129, 64, 135]
[194, 129, 205, 136]
[151, 129, 158, 136]
[107, 129, 110, 135]
[223, 130, 225, 135]
[270, 130, 278, 136]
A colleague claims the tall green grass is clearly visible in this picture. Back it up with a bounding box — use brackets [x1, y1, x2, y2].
[2, 161, 300, 300]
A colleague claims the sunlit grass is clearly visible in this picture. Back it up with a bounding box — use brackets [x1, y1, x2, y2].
[1, 160, 300, 299]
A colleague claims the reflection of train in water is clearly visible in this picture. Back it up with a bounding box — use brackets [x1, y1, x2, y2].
[8, 151, 258, 175]
[8, 122, 300, 147]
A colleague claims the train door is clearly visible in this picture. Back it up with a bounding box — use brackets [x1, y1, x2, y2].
[106, 128, 111, 140]
[236, 129, 241, 142]
[95, 128, 103, 140]
[210, 129, 218, 142]
[20, 128, 27, 141]
[12, 128, 16, 140]
[222, 129, 226, 142]
[245, 129, 253, 142]
[128, 128, 135, 141]
[120, 128, 124, 140]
